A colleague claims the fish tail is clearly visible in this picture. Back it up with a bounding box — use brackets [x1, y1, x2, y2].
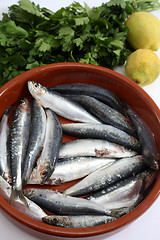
[9, 189, 28, 206]
[110, 207, 132, 218]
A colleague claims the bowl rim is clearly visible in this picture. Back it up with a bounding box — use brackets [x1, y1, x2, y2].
[0, 62, 160, 238]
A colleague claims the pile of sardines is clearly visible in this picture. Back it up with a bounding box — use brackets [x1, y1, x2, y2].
[0, 81, 159, 228]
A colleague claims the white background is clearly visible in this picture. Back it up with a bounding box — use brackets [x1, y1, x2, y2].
[0, 1, 160, 239]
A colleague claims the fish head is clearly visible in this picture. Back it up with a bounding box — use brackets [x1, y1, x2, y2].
[142, 170, 157, 191]
[19, 98, 30, 112]
[36, 159, 51, 185]
[27, 81, 47, 101]
[42, 216, 71, 227]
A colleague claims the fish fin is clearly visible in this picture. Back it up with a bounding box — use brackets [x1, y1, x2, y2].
[9, 189, 28, 207]
[110, 207, 132, 218]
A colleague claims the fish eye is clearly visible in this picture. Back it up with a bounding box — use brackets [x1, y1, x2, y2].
[20, 99, 26, 105]
[34, 82, 39, 88]
[52, 218, 59, 224]
[41, 170, 48, 177]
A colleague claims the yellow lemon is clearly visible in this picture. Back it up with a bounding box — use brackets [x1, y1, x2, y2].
[125, 49, 160, 86]
[126, 12, 160, 50]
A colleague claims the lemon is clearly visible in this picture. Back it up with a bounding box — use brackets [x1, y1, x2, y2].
[126, 12, 160, 50]
[125, 49, 160, 86]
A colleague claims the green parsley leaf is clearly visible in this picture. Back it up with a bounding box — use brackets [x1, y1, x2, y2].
[19, 0, 49, 20]
[75, 17, 89, 26]
[107, 0, 128, 9]
[0, 0, 160, 85]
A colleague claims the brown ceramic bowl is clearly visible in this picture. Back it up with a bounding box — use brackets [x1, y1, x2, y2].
[0, 62, 160, 238]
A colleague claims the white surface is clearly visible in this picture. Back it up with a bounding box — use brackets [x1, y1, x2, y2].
[0, 0, 160, 239]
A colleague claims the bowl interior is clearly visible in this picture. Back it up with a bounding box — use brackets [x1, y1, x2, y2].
[0, 62, 160, 238]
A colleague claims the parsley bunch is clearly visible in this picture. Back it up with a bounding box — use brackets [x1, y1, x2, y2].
[0, 0, 160, 86]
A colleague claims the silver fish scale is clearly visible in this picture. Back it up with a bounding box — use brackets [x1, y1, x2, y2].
[87, 173, 146, 204]
[0, 105, 12, 182]
[28, 157, 115, 185]
[0, 176, 46, 221]
[10, 99, 31, 192]
[42, 215, 116, 228]
[62, 123, 140, 151]
[24, 188, 114, 216]
[63, 155, 145, 196]
[59, 139, 137, 159]
[35, 109, 62, 184]
[27, 81, 101, 124]
[22, 100, 46, 186]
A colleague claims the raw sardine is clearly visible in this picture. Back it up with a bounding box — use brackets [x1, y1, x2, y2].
[65, 95, 134, 135]
[0, 106, 12, 182]
[22, 99, 46, 186]
[49, 83, 124, 114]
[42, 215, 116, 228]
[59, 139, 137, 159]
[62, 123, 140, 151]
[27, 81, 101, 123]
[0, 176, 47, 222]
[86, 171, 154, 204]
[126, 105, 159, 170]
[33, 109, 62, 184]
[63, 155, 145, 196]
[24, 188, 119, 216]
[9, 98, 31, 204]
[28, 157, 115, 185]
[102, 194, 142, 210]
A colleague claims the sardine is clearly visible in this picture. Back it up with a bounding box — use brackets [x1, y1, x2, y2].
[0, 106, 12, 182]
[9, 98, 31, 204]
[102, 194, 142, 211]
[42, 215, 116, 228]
[62, 123, 140, 151]
[22, 99, 46, 186]
[86, 171, 152, 204]
[27, 81, 101, 123]
[59, 139, 137, 159]
[125, 105, 159, 170]
[65, 95, 134, 135]
[49, 83, 124, 114]
[63, 155, 145, 197]
[24, 188, 119, 217]
[0, 176, 47, 222]
[28, 157, 115, 185]
[33, 109, 62, 184]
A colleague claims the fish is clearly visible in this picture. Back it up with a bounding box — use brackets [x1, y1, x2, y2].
[0, 176, 47, 222]
[49, 83, 124, 114]
[42, 215, 116, 228]
[102, 195, 142, 211]
[0, 106, 12, 182]
[27, 81, 101, 123]
[23, 188, 120, 217]
[22, 99, 46, 186]
[142, 169, 157, 190]
[64, 94, 134, 136]
[33, 109, 62, 184]
[58, 139, 137, 159]
[86, 170, 156, 204]
[63, 155, 145, 197]
[9, 98, 31, 205]
[62, 123, 140, 151]
[97, 169, 157, 211]
[125, 105, 159, 170]
[28, 157, 115, 185]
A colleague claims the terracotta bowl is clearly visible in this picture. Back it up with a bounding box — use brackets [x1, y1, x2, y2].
[0, 62, 160, 238]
